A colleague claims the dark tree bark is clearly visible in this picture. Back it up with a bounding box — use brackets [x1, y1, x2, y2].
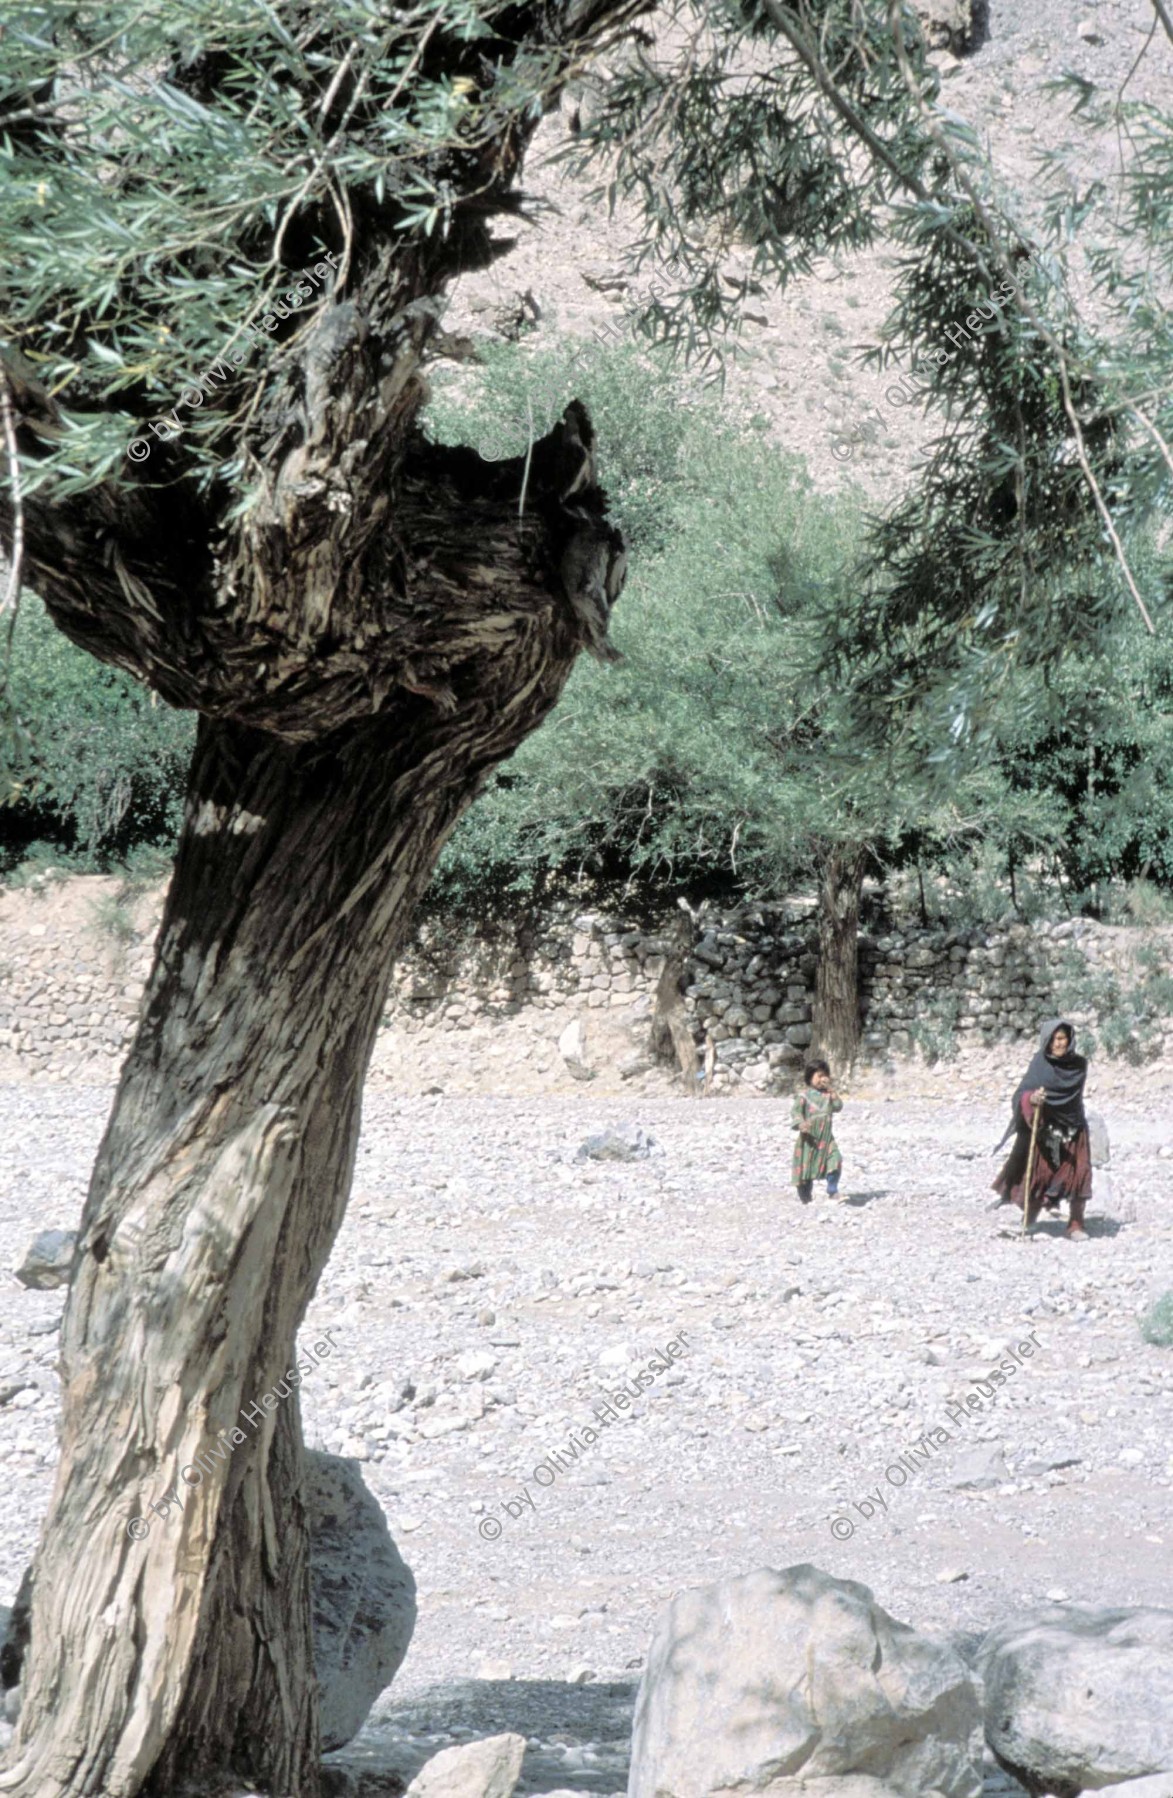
[649, 912, 699, 1089]
[811, 846, 867, 1069]
[1, 423, 618, 1798]
[0, 3, 648, 1790]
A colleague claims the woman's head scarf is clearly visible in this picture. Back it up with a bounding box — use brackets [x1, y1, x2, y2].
[1007, 1016, 1088, 1136]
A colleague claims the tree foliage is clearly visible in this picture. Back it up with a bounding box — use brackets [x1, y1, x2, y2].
[1, 596, 191, 864]
[567, 0, 1173, 734]
[424, 339, 1154, 920]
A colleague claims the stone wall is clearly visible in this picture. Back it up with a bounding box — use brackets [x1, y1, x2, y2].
[366, 901, 1173, 1088]
[0, 878, 1168, 1085]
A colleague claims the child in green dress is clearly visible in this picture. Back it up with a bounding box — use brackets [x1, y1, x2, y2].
[791, 1058, 843, 1203]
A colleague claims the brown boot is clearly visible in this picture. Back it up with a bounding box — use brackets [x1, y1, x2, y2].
[1066, 1195, 1089, 1240]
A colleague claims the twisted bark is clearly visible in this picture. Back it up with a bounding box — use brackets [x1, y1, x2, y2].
[0, 5, 646, 1786]
[1, 426, 610, 1796]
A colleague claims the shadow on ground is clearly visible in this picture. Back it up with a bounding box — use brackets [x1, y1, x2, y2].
[325, 1678, 639, 1795]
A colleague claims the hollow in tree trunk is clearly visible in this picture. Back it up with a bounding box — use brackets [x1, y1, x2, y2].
[811, 847, 867, 1069]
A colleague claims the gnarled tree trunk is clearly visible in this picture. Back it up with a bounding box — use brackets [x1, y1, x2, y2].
[811, 845, 867, 1068]
[0, 421, 623, 1798]
[0, 5, 645, 1785]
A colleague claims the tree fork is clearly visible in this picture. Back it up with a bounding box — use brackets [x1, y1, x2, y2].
[1, 424, 622, 1798]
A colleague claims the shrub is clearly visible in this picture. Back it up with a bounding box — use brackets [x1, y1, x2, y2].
[1, 597, 193, 870]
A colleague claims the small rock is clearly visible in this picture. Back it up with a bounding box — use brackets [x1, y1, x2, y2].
[575, 1124, 655, 1162]
[476, 1658, 515, 1681]
[455, 1350, 498, 1382]
[405, 1732, 526, 1798]
[12, 1229, 77, 1291]
[948, 1444, 1007, 1491]
[937, 1568, 970, 1584]
[558, 1018, 593, 1082]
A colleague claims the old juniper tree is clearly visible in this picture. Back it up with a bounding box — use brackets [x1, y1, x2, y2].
[0, 3, 640, 1794]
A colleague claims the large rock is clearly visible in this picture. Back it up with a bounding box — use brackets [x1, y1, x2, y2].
[12, 1228, 77, 1290]
[977, 1605, 1173, 1796]
[305, 1452, 416, 1750]
[405, 1732, 525, 1798]
[628, 1564, 982, 1798]
[0, 1460, 414, 1750]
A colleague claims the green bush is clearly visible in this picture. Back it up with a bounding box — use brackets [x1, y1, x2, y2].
[1, 597, 193, 871]
[425, 339, 865, 914]
[1054, 942, 1173, 1063]
[908, 991, 961, 1065]
[1140, 1292, 1173, 1349]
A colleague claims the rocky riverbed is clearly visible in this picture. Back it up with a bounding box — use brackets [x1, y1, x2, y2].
[2, 1065, 1171, 1795]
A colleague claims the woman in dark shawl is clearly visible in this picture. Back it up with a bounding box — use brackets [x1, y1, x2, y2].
[992, 1018, 1092, 1239]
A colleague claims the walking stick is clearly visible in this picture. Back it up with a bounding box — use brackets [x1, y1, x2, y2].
[1020, 1096, 1042, 1237]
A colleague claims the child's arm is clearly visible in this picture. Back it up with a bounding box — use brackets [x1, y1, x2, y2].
[790, 1091, 806, 1132]
[830, 1095, 843, 1113]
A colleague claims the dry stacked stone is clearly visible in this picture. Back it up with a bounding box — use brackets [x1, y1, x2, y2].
[0, 884, 1166, 1084]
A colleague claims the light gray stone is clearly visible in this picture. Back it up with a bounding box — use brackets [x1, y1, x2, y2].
[557, 1017, 592, 1081]
[12, 1228, 77, 1291]
[947, 1444, 1007, 1491]
[575, 1123, 655, 1162]
[628, 1564, 982, 1798]
[306, 1451, 417, 1751]
[977, 1605, 1173, 1793]
[1095, 1778, 1173, 1798]
[1086, 1109, 1110, 1167]
[404, 1732, 526, 1798]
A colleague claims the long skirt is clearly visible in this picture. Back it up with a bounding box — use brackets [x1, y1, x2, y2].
[992, 1124, 1092, 1213]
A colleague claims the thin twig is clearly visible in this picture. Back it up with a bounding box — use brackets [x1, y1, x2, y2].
[518, 396, 535, 520]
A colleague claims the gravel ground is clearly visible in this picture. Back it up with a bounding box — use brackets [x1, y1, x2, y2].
[2, 1067, 1172, 1794]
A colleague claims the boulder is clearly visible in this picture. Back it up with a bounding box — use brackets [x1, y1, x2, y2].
[557, 1017, 592, 1081]
[404, 1732, 526, 1798]
[12, 1228, 77, 1291]
[575, 1123, 655, 1162]
[977, 1604, 1173, 1796]
[305, 1451, 416, 1751]
[627, 1564, 982, 1798]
